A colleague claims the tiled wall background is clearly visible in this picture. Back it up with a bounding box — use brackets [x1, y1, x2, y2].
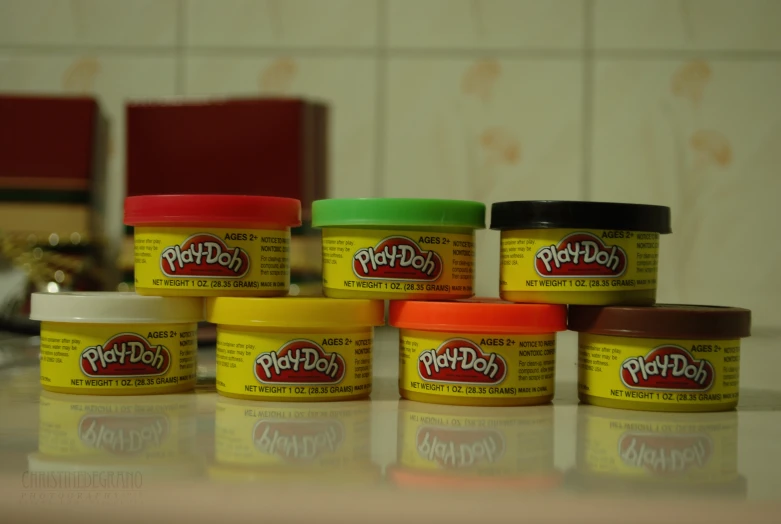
[1, 0, 779, 328]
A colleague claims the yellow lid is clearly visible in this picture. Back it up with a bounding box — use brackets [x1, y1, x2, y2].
[205, 297, 385, 328]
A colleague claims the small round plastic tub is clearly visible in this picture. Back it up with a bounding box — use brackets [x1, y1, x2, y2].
[490, 200, 671, 305]
[569, 304, 751, 412]
[124, 194, 301, 297]
[30, 292, 204, 395]
[205, 297, 385, 402]
[312, 198, 485, 300]
[389, 298, 567, 407]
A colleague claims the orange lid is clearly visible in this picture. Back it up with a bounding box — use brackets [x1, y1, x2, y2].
[389, 298, 566, 335]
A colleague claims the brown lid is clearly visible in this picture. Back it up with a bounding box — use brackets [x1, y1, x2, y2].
[567, 304, 751, 339]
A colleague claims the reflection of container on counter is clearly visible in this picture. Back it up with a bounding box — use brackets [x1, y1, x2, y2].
[312, 198, 485, 300]
[567, 406, 745, 498]
[124, 194, 301, 297]
[30, 292, 203, 395]
[210, 397, 379, 484]
[32, 391, 202, 480]
[388, 401, 560, 491]
[490, 201, 671, 305]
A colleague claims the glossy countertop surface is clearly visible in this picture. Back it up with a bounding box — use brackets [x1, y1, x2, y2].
[1, 328, 780, 523]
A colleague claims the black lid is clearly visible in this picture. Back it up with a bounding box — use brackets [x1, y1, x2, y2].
[490, 201, 672, 232]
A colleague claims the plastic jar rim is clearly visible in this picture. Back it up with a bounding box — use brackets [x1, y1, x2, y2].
[312, 198, 486, 229]
[390, 298, 566, 334]
[124, 194, 302, 227]
[30, 292, 204, 324]
[490, 200, 671, 233]
[568, 304, 751, 339]
[205, 297, 385, 328]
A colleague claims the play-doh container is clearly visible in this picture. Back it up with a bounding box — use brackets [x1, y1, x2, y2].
[389, 299, 567, 407]
[205, 297, 384, 402]
[490, 201, 671, 305]
[124, 194, 301, 297]
[30, 292, 203, 395]
[569, 305, 751, 412]
[312, 198, 485, 300]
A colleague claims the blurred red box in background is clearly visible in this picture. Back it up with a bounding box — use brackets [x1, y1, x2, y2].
[126, 98, 327, 219]
[124, 97, 327, 294]
[0, 94, 108, 316]
[0, 95, 98, 193]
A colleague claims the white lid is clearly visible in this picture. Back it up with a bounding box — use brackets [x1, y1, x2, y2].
[30, 292, 203, 324]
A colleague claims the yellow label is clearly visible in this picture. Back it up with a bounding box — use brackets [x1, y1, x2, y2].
[321, 228, 474, 296]
[38, 393, 196, 461]
[399, 331, 556, 400]
[134, 226, 289, 293]
[214, 400, 371, 468]
[398, 404, 554, 475]
[500, 229, 659, 292]
[578, 334, 740, 407]
[576, 408, 738, 483]
[40, 322, 198, 393]
[216, 328, 373, 400]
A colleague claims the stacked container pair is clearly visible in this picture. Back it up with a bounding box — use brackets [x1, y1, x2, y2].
[30, 195, 385, 400]
[311, 199, 567, 407]
[310, 198, 568, 492]
[490, 200, 751, 412]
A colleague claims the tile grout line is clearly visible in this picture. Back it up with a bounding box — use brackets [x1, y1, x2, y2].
[2, 44, 781, 60]
[175, 0, 186, 95]
[581, 0, 595, 202]
[372, 0, 388, 198]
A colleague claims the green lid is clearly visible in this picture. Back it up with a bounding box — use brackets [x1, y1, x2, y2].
[312, 198, 486, 229]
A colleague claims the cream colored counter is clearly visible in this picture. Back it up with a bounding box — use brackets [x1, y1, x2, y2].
[0, 328, 779, 523]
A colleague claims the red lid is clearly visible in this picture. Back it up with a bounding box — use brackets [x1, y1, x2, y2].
[389, 298, 566, 334]
[124, 194, 301, 227]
